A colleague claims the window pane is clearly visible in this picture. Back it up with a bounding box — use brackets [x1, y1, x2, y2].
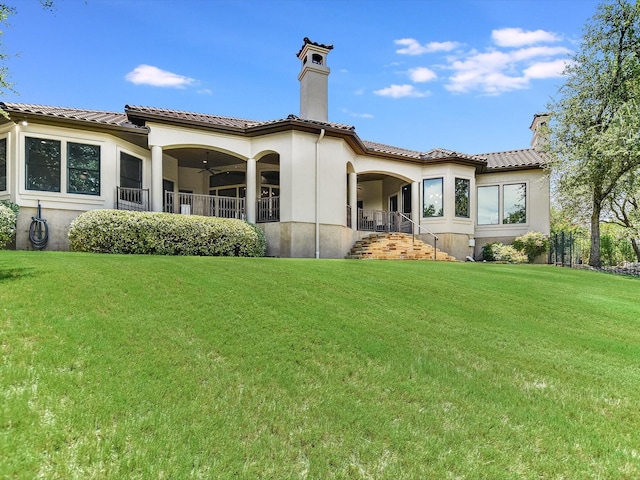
[455, 178, 470, 218]
[120, 152, 142, 189]
[0, 138, 6, 191]
[503, 183, 526, 224]
[68, 142, 100, 195]
[423, 178, 443, 217]
[477, 185, 499, 225]
[26, 137, 61, 192]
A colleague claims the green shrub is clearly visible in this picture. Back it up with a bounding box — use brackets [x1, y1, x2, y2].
[513, 231, 549, 263]
[481, 241, 527, 263]
[68, 210, 266, 257]
[495, 244, 528, 263]
[0, 203, 17, 249]
[481, 242, 498, 261]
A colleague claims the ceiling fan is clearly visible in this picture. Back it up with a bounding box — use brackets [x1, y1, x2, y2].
[198, 152, 221, 174]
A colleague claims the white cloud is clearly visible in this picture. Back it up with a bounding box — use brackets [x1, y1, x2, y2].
[197, 88, 213, 95]
[511, 46, 571, 61]
[409, 67, 437, 83]
[395, 38, 460, 55]
[523, 59, 573, 78]
[492, 27, 561, 47]
[125, 64, 196, 88]
[444, 44, 572, 94]
[374, 84, 428, 98]
[387, 28, 571, 96]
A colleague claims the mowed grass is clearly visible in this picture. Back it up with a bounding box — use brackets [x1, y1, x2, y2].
[1, 251, 640, 479]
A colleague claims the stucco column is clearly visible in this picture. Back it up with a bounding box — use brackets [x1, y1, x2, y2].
[348, 171, 357, 228]
[411, 181, 420, 232]
[151, 145, 163, 212]
[246, 157, 257, 223]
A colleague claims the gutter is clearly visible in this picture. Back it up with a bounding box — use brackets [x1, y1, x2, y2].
[315, 128, 325, 259]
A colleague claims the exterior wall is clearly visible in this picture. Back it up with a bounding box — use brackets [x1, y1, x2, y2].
[473, 168, 550, 259]
[258, 221, 359, 258]
[3, 121, 151, 250]
[1, 114, 550, 259]
[15, 206, 85, 250]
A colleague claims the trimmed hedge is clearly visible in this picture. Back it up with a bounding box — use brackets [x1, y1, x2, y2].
[69, 209, 266, 257]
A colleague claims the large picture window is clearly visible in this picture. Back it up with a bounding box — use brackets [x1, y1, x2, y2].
[68, 142, 100, 195]
[455, 178, 470, 218]
[26, 137, 61, 192]
[477, 183, 527, 225]
[503, 183, 526, 224]
[423, 178, 443, 217]
[120, 152, 142, 189]
[0, 138, 6, 191]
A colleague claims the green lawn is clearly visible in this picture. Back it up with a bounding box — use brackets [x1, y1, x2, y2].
[1, 251, 640, 479]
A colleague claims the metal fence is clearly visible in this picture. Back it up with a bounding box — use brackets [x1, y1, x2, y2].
[548, 232, 588, 267]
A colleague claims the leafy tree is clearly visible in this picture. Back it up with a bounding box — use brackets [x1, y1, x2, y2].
[547, 0, 640, 267]
[604, 168, 640, 260]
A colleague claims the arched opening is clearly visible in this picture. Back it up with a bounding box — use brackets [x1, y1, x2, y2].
[355, 171, 414, 233]
[160, 146, 280, 222]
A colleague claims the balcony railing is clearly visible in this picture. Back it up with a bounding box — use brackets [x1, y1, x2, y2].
[256, 196, 280, 223]
[116, 189, 281, 223]
[116, 187, 150, 212]
[357, 209, 412, 233]
[164, 191, 246, 219]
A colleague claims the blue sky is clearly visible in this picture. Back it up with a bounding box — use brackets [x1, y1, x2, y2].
[3, 0, 601, 154]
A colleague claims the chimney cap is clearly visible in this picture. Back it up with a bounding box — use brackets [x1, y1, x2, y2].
[296, 37, 334, 58]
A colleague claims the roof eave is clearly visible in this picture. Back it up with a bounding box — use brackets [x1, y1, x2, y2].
[1, 107, 148, 136]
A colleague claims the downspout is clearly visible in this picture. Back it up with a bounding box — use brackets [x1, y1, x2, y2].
[315, 128, 326, 259]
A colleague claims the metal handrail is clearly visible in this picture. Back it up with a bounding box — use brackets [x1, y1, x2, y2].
[398, 212, 439, 259]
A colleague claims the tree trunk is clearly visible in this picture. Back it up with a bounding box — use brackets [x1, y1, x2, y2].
[589, 199, 602, 268]
[632, 238, 640, 262]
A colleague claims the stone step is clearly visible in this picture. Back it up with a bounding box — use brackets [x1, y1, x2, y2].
[346, 232, 456, 261]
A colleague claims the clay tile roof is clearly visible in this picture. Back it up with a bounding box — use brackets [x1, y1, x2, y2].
[283, 114, 355, 131]
[125, 105, 262, 129]
[361, 140, 423, 159]
[479, 148, 546, 170]
[421, 148, 483, 162]
[0, 102, 143, 129]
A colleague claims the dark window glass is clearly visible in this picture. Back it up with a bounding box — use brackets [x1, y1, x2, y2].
[0, 138, 6, 191]
[68, 142, 100, 195]
[261, 170, 279, 185]
[120, 152, 142, 189]
[26, 137, 61, 192]
[455, 178, 470, 218]
[209, 171, 245, 188]
[423, 178, 443, 217]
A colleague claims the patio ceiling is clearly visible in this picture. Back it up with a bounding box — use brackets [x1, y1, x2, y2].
[165, 148, 279, 170]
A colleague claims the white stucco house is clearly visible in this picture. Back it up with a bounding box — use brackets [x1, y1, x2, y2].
[0, 38, 550, 259]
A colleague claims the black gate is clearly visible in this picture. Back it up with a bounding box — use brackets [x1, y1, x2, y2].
[548, 232, 586, 267]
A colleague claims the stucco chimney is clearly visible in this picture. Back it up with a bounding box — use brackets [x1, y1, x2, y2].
[297, 37, 333, 122]
[529, 113, 550, 150]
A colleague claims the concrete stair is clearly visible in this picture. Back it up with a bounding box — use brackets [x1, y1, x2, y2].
[346, 233, 456, 261]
